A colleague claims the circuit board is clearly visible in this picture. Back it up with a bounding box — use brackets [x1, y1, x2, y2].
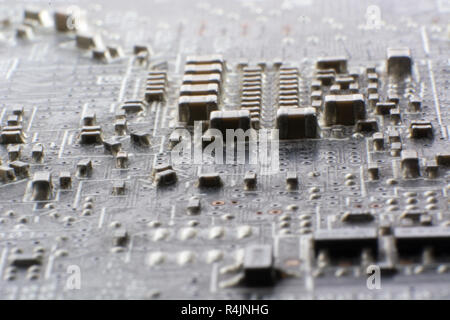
[0, 0, 449, 300]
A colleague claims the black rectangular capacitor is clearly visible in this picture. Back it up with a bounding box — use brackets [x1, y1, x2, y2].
[243, 244, 276, 287]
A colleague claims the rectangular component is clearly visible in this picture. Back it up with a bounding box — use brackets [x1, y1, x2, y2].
[276, 107, 319, 139]
[323, 94, 365, 126]
[316, 56, 347, 73]
[178, 95, 219, 125]
[209, 110, 251, 134]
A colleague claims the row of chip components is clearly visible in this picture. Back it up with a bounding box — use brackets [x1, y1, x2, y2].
[0, 106, 45, 183]
[76, 107, 128, 171]
[203, 64, 267, 135]
[14, 8, 121, 63]
[18, 6, 156, 67]
[191, 62, 317, 140]
[310, 51, 416, 123]
[364, 66, 422, 121]
[366, 148, 450, 181]
[178, 55, 225, 125]
[113, 72, 168, 169]
[275, 52, 420, 140]
[19, 160, 177, 199]
[208, 60, 367, 140]
[77, 97, 179, 181]
[145, 71, 168, 103]
[365, 66, 400, 120]
[55, 8, 151, 65]
[176, 53, 422, 142]
[276, 57, 358, 140]
[275, 64, 320, 140]
[238, 65, 264, 130]
[276, 65, 301, 108]
[178, 58, 366, 140]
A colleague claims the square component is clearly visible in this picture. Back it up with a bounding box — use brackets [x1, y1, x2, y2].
[276, 107, 319, 139]
[316, 56, 347, 73]
[387, 47, 412, 76]
[243, 244, 276, 287]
